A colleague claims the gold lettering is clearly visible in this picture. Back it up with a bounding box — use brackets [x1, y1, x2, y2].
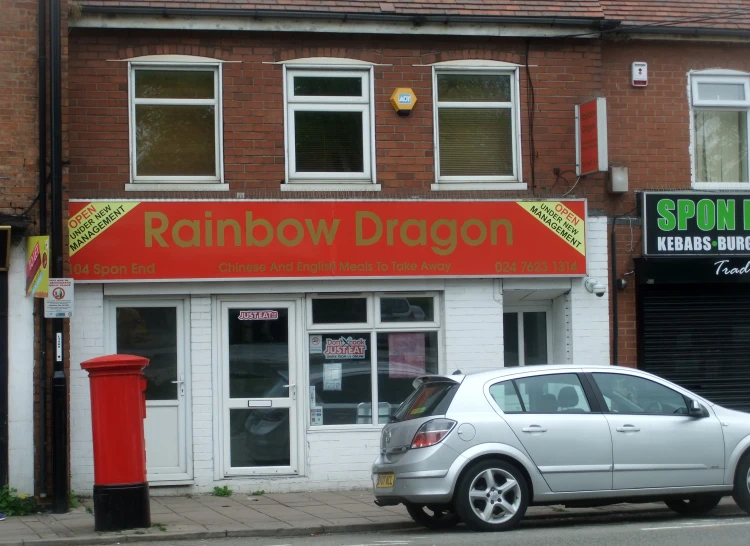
[277, 219, 304, 246]
[245, 211, 273, 247]
[356, 211, 382, 246]
[173, 219, 200, 248]
[386, 219, 399, 246]
[490, 219, 514, 245]
[430, 219, 457, 256]
[217, 219, 241, 247]
[145, 212, 169, 248]
[461, 219, 487, 246]
[204, 211, 213, 247]
[400, 219, 426, 247]
[305, 219, 340, 245]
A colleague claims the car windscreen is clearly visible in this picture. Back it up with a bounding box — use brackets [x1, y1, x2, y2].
[392, 381, 458, 422]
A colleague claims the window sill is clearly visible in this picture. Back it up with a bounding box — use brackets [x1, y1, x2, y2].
[691, 182, 750, 190]
[431, 182, 528, 191]
[282, 183, 381, 192]
[125, 183, 230, 192]
[307, 425, 384, 433]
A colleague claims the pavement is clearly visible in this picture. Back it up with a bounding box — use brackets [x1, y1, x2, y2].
[0, 491, 741, 546]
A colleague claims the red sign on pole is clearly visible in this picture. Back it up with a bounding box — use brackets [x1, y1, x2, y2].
[576, 98, 608, 176]
[69, 200, 588, 281]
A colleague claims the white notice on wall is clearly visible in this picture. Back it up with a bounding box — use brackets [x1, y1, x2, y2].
[44, 278, 74, 318]
[323, 362, 342, 391]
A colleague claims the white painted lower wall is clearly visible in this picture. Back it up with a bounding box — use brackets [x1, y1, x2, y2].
[67, 215, 610, 495]
[8, 243, 35, 494]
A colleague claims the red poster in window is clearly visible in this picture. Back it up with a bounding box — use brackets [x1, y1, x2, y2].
[389, 333, 426, 379]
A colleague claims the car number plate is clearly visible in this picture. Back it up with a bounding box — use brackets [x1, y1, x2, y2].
[376, 473, 395, 488]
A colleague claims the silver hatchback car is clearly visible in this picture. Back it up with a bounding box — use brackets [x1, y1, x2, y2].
[372, 365, 750, 532]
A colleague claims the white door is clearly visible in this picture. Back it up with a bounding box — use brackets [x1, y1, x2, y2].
[108, 300, 193, 482]
[220, 300, 300, 476]
[503, 307, 552, 366]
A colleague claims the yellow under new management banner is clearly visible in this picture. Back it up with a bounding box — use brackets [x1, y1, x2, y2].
[517, 202, 586, 255]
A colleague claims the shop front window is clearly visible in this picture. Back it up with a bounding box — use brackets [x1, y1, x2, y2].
[308, 294, 440, 426]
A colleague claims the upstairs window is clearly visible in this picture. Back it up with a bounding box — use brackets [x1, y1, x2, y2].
[691, 73, 750, 185]
[285, 67, 375, 186]
[433, 68, 520, 185]
[129, 63, 223, 186]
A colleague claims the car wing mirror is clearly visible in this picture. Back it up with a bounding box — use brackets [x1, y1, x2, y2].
[688, 399, 705, 417]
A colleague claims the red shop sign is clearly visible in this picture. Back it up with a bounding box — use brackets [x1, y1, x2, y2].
[68, 200, 587, 281]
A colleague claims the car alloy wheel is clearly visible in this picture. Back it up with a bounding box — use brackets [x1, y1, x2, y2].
[468, 468, 521, 524]
[455, 459, 529, 532]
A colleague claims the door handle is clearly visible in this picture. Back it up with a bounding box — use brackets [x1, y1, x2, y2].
[616, 425, 640, 432]
[522, 425, 547, 433]
[284, 384, 297, 400]
[170, 374, 185, 396]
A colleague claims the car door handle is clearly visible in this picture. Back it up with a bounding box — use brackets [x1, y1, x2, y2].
[616, 425, 640, 432]
[522, 425, 547, 433]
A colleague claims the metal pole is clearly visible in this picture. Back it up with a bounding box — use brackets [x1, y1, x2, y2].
[49, 0, 68, 514]
[0, 271, 8, 488]
[38, 0, 48, 497]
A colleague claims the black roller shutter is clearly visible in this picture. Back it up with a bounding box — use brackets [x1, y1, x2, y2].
[639, 283, 750, 413]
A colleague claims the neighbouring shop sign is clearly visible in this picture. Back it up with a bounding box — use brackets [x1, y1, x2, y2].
[637, 257, 750, 284]
[643, 192, 750, 256]
[68, 200, 587, 281]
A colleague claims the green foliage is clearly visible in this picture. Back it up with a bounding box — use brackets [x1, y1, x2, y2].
[251, 490, 265, 496]
[152, 523, 167, 532]
[0, 485, 37, 516]
[212, 485, 232, 497]
[69, 491, 80, 509]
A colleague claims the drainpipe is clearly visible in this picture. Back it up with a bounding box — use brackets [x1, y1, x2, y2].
[611, 222, 618, 365]
[49, 0, 68, 514]
[38, 0, 48, 498]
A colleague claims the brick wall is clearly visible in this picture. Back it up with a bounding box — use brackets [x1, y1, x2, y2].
[0, 1, 40, 213]
[66, 29, 610, 199]
[601, 40, 750, 366]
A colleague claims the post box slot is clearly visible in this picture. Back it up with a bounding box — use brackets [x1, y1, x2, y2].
[247, 400, 273, 408]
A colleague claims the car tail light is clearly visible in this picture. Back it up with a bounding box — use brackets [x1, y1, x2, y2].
[411, 418, 456, 449]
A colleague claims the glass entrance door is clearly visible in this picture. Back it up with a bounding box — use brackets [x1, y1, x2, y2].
[503, 308, 552, 366]
[221, 301, 298, 475]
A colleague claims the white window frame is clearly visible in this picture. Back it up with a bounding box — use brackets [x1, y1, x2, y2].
[503, 305, 553, 367]
[128, 61, 225, 190]
[283, 66, 377, 188]
[689, 70, 750, 189]
[305, 292, 442, 431]
[432, 66, 523, 190]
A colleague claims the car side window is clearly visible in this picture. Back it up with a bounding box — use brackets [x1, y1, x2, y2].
[513, 373, 591, 413]
[592, 373, 688, 415]
[489, 381, 524, 413]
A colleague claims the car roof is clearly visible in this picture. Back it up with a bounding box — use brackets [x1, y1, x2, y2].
[434, 364, 651, 385]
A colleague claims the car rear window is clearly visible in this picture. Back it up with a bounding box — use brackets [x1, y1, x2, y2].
[392, 381, 458, 421]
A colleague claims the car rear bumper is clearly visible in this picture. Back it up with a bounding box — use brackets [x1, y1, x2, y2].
[371, 443, 461, 504]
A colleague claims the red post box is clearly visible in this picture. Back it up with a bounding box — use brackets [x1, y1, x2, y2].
[81, 354, 151, 532]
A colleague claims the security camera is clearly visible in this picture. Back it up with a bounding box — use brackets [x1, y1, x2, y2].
[585, 278, 606, 298]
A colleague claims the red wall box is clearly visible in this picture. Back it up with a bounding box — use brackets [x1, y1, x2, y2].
[80, 354, 151, 532]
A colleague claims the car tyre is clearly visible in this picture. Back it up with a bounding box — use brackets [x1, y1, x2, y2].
[732, 452, 750, 514]
[664, 495, 722, 516]
[405, 504, 460, 529]
[454, 459, 529, 532]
